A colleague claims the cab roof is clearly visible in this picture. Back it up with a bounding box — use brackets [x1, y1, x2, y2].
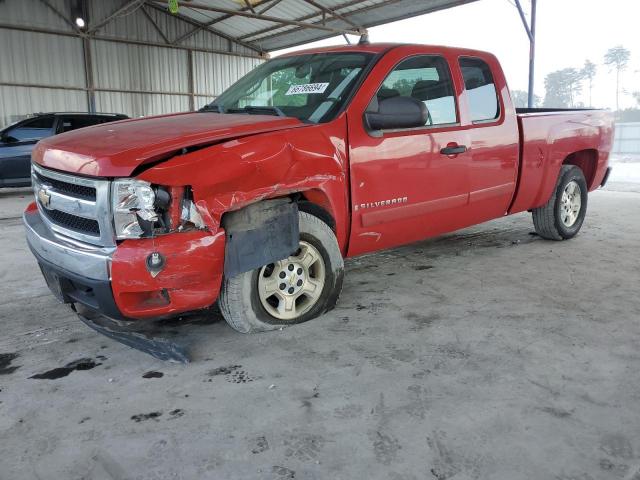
[278, 42, 494, 59]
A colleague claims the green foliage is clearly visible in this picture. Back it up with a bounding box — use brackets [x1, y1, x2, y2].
[391, 78, 420, 97]
[270, 68, 309, 107]
[581, 60, 597, 107]
[604, 45, 632, 112]
[511, 89, 540, 108]
[581, 60, 597, 80]
[543, 68, 584, 108]
[604, 46, 631, 71]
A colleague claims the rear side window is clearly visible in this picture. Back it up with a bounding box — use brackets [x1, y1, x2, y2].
[459, 57, 500, 123]
[377, 55, 457, 126]
[61, 116, 108, 133]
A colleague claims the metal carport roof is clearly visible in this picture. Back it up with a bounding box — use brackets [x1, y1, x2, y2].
[147, 0, 538, 107]
[145, 0, 481, 52]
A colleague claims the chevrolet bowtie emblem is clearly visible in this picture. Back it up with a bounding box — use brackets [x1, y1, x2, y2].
[38, 187, 52, 209]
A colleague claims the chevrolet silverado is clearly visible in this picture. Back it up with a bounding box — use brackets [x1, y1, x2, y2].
[24, 43, 614, 336]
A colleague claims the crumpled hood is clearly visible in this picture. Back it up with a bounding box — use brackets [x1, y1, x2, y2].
[33, 112, 306, 177]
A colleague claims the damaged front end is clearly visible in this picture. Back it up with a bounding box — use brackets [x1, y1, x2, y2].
[25, 161, 228, 361]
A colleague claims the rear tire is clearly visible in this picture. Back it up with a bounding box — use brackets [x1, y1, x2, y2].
[219, 211, 344, 333]
[532, 165, 588, 240]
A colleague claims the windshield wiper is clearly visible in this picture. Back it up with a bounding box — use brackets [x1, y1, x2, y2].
[226, 105, 286, 117]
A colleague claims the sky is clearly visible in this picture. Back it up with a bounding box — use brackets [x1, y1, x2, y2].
[274, 0, 640, 110]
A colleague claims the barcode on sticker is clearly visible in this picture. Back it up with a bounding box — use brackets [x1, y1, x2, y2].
[285, 83, 329, 95]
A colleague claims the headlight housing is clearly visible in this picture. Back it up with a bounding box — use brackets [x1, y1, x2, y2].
[112, 179, 158, 239]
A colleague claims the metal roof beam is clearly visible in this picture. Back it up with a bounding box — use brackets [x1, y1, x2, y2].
[237, 0, 372, 41]
[301, 0, 361, 30]
[37, 0, 84, 34]
[148, 0, 364, 37]
[145, 2, 265, 54]
[171, 0, 280, 44]
[0, 23, 262, 59]
[140, 5, 170, 44]
[243, 0, 257, 14]
[514, 0, 533, 42]
[87, 0, 144, 34]
[257, 0, 286, 14]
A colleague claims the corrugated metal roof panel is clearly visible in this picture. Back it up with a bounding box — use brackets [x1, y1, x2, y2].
[172, 0, 479, 51]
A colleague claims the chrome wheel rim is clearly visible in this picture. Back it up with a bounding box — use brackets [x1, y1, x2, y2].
[560, 180, 582, 227]
[257, 241, 326, 321]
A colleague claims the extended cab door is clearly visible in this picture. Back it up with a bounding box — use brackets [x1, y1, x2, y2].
[346, 48, 472, 256]
[457, 55, 519, 222]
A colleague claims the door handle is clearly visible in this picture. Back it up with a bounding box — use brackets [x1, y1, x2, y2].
[440, 144, 467, 155]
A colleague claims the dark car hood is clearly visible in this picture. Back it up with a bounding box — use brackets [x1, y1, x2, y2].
[33, 112, 306, 177]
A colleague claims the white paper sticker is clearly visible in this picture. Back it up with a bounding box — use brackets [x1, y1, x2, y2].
[285, 83, 329, 95]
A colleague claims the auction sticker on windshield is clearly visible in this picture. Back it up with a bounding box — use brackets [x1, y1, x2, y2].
[285, 83, 329, 95]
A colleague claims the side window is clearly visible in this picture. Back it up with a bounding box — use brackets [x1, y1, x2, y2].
[7, 116, 55, 141]
[459, 57, 500, 123]
[61, 116, 105, 133]
[377, 55, 457, 126]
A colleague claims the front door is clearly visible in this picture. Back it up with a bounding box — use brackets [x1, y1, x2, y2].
[347, 51, 472, 256]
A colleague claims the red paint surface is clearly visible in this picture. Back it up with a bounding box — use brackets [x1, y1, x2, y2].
[110, 230, 225, 318]
[29, 44, 614, 320]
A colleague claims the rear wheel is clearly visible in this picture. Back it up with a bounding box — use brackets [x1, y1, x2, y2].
[219, 211, 344, 333]
[532, 165, 588, 240]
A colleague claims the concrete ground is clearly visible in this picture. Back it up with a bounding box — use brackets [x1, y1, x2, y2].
[1, 171, 639, 480]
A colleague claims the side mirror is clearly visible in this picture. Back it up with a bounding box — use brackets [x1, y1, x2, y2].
[364, 96, 428, 131]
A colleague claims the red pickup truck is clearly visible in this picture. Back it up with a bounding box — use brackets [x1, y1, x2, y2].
[24, 43, 614, 335]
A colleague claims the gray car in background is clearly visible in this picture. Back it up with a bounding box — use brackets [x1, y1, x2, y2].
[0, 112, 128, 187]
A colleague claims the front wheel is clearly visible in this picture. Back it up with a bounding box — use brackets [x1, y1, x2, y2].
[218, 211, 344, 333]
[532, 165, 588, 240]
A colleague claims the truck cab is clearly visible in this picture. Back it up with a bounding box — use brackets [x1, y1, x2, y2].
[23, 44, 613, 335]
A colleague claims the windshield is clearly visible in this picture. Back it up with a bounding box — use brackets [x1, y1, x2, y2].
[205, 52, 374, 124]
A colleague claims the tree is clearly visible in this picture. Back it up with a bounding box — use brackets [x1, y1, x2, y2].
[604, 45, 631, 111]
[543, 68, 583, 108]
[633, 91, 640, 107]
[581, 60, 597, 107]
[511, 89, 540, 108]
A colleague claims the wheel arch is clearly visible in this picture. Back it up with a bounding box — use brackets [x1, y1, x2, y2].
[294, 190, 336, 232]
[562, 149, 598, 189]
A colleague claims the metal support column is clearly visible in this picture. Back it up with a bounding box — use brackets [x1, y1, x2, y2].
[515, 0, 537, 108]
[187, 49, 195, 111]
[82, 36, 96, 113]
[527, 0, 537, 108]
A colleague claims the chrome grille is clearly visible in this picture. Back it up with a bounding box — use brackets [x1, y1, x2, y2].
[42, 209, 100, 235]
[33, 169, 96, 200]
[32, 164, 115, 247]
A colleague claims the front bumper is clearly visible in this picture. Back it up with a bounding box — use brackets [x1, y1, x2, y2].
[24, 205, 226, 320]
[24, 206, 125, 318]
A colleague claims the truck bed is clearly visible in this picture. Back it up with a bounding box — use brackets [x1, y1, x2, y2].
[509, 108, 615, 214]
[515, 107, 599, 115]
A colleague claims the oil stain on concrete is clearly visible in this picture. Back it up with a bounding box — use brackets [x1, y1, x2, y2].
[29, 358, 101, 379]
[0, 353, 21, 375]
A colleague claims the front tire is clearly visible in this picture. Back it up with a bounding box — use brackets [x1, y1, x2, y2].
[532, 165, 588, 240]
[218, 211, 344, 333]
